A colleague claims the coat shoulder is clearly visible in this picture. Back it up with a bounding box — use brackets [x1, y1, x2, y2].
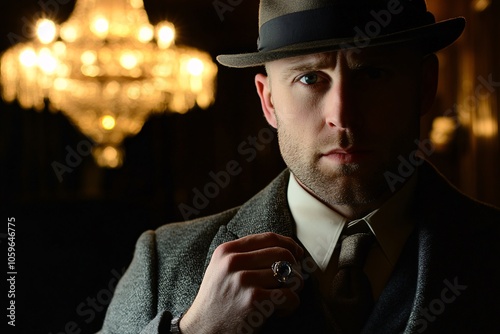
[418, 161, 500, 229]
[155, 207, 240, 248]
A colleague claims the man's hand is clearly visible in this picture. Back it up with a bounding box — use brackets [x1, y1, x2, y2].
[180, 232, 304, 334]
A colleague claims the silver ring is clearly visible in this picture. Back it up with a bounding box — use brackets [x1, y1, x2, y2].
[271, 261, 293, 283]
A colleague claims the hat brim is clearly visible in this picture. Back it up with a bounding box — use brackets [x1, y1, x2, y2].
[217, 17, 465, 68]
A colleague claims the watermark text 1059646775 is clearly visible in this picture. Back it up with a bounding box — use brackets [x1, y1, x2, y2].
[6, 217, 17, 327]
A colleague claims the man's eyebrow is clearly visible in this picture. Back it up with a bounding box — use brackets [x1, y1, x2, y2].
[280, 57, 335, 80]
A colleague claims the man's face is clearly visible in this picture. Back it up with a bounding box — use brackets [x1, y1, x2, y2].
[255, 46, 438, 217]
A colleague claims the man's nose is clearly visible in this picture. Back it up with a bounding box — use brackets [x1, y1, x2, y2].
[323, 75, 356, 130]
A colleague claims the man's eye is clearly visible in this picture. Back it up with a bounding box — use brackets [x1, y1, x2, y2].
[359, 67, 385, 80]
[299, 73, 320, 85]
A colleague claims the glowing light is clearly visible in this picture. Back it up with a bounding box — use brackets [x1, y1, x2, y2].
[60, 24, 78, 42]
[127, 85, 141, 99]
[100, 115, 116, 130]
[102, 146, 119, 167]
[120, 52, 138, 69]
[81, 50, 97, 65]
[187, 58, 204, 76]
[138, 25, 154, 43]
[91, 17, 109, 38]
[157, 22, 175, 49]
[0, 0, 216, 168]
[104, 81, 120, 97]
[430, 117, 456, 148]
[19, 48, 37, 67]
[473, 0, 491, 12]
[103, 146, 118, 160]
[36, 19, 57, 44]
[94, 145, 123, 168]
[474, 118, 497, 137]
[130, 0, 143, 9]
[38, 48, 58, 74]
[54, 78, 69, 91]
[81, 65, 100, 77]
[53, 41, 66, 55]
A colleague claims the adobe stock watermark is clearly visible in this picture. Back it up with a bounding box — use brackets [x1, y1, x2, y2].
[413, 277, 467, 333]
[51, 139, 94, 183]
[7, 0, 73, 45]
[213, 0, 406, 49]
[178, 127, 275, 220]
[445, 73, 500, 122]
[385, 72, 500, 192]
[384, 139, 434, 192]
[213, 0, 246, 22]
[339, 0, 404, 53]
[48, 267, 125, 334]
[435, 73, 500, 134]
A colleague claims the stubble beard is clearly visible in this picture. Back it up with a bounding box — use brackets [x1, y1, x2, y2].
[275, 116, 390, 211]
[292, 160, 389, 209]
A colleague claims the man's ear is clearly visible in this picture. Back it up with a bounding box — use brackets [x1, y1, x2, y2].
[255, 73, 277, 128]
[420, 53, 439, 116]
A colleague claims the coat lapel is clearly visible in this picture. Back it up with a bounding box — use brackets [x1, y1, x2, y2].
[203, 170, 295, 271]
[362, 229, 419, 334]
[370, 161, 500, 333]
[403, 162, 487, 333]
[202, 170, 332, 332]
[365, 161, 471, 333]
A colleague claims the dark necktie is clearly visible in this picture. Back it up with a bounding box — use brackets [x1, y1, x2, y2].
[329, 222, 375, 334]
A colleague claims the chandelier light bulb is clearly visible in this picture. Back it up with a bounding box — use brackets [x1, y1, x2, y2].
[91, 16, 109, 39]
[157, 22, 175, 49]
[187, 58, 204, 76]
[81, 50, 97, 65]
[60, 24, 78, 42]
[38, 48, 58, 74]
[36, 19, 58, 44]
[120, 52, 138, 70]
[103, 146, 118, 160]
[0, 0, 217, 168]
[19, 48, 38, 67]
[137, 25, 154, 43]
[100, 115, 116, 130]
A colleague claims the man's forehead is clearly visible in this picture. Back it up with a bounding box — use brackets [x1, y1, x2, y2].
[266, 45, 419, 71]
[279, 52, 339, 68]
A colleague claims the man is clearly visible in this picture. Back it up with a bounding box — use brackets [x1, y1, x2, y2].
[99, 0, 500, 333]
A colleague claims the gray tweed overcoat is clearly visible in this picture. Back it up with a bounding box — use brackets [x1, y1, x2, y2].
[99, 162, 500, 334]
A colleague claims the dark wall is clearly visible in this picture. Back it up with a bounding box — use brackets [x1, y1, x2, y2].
[0, 1, 286, 333]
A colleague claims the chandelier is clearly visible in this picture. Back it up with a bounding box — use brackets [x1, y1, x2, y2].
[0, 0, 217, 168]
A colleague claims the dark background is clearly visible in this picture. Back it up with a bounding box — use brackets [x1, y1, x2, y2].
[1, 1, 499, 333]
[0, 1, 286, 333]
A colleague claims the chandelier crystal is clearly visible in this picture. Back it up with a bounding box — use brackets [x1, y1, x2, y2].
[1, 0, 217, 168]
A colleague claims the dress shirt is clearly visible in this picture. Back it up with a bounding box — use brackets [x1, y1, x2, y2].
[287, 172, 416, 299]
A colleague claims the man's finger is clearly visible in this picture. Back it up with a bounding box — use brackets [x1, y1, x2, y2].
[217, 232, 304, 259]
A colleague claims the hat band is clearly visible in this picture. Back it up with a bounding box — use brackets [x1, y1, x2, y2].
[257, 4, 433, 52]
[258, 6, 353, 51]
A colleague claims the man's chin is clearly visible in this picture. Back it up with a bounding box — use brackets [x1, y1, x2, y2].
[305, 169, 390, 204]
[316, 162, 364, 179]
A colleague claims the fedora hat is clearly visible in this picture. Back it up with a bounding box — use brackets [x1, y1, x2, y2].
[217, 0, 465, 68]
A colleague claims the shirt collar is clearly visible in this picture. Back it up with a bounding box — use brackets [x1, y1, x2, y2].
[287, 172, 416, 271]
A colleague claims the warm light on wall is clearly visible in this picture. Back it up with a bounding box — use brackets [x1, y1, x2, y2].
[0, 0, 218, 168]
[473, 0, 492, 12]
[474, 99, 498, 138]
[430, 116, 458, 151]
